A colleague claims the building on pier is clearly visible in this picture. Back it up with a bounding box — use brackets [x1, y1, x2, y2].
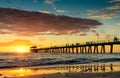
[30, 46, 38, 53]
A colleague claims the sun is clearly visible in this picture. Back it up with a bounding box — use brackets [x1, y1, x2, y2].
[15, 46, 29, 53]
[18, 48, 26, 53]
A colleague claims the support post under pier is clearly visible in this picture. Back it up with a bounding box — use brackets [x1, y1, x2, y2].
[110, 44, 113, 53]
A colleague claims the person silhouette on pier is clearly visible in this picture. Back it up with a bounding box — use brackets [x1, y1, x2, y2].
[113, 37, 119, 42]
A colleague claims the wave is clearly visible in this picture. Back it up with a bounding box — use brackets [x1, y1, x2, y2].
[6, 58, 120, 66]
[37, 58, 120, 65]
[93, 58, 120, 63]
[0, 53, 120, 69]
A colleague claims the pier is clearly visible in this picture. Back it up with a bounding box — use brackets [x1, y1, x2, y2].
[30, 39, 120, 53]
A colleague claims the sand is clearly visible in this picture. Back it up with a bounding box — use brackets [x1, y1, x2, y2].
[1, 62, 119, 78]
[9, 72, 120, 78]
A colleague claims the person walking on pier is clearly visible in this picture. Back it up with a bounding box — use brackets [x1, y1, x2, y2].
[113, 37, 119, 42]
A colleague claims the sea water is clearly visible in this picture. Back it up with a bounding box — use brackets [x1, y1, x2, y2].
[0, 52, 120, 68]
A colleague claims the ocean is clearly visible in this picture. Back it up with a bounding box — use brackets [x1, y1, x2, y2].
[0, 52, 120, 68]
[0, 52, 120, 77]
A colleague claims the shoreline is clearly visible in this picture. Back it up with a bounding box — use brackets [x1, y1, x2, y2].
[10, 71, 120, 78]
[0, 61, 119, 69]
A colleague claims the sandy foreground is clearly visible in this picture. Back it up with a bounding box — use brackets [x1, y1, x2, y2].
[9, 72, 120, 78]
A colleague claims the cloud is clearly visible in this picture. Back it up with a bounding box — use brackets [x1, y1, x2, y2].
[91, 30, 99, 37]
[38, 37, 47, 41]
[39, 31, 66, 35]
[0, 29, 12, 34]
[89, 13, 115, 19]
[56, 9, 67, 13]
[0, 39, 34, 47]
[0, 8, 102, 36]
[87, 1, 120, 19]
[105, 3, 120, 10]
[44, 0, 62, 5]
[76, 32, 87, 36]
[0, 22, 7, 26]
[44, 0, 59, 10]
[44, 0, 55, 5]
[44, 0, 67, 13]
[101, 31, 111, 40]
[39, 10, 52, 14]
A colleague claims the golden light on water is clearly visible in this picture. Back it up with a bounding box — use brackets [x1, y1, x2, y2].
[0, 67, 62, 77]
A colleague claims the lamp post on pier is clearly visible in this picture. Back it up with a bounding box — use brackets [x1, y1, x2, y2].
[65, 37, 69, 45]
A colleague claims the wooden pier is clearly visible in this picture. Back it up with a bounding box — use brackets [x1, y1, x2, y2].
[30, 40, 120, 53]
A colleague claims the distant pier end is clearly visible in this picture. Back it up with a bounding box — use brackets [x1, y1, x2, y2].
[30, 46, 38, 53]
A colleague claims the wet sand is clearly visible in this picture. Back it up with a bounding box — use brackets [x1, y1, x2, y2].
[0, 62, 120, 78]
[10, 71, 120, 78]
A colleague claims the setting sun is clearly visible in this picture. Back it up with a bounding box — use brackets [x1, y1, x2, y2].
[15, 46, 29, 53]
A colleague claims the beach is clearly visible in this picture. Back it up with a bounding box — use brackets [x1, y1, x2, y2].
[10, 71, 120, 78]
[0, 62, 120, 78]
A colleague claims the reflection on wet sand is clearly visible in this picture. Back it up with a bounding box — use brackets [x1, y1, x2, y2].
[0, 63, 120, 77]
[55, 63, 116, 73]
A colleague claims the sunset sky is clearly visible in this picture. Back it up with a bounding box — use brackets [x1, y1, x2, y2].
[0, 0, 120, 52]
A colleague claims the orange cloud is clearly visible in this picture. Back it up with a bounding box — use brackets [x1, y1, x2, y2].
[89, 13, 115, 19]
[0, 39, 34, 47]
[39, 10, 52, 14]
[56, 9, 66, 13]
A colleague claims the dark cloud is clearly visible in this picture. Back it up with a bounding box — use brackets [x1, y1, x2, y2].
[0, 8, 102, 36]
